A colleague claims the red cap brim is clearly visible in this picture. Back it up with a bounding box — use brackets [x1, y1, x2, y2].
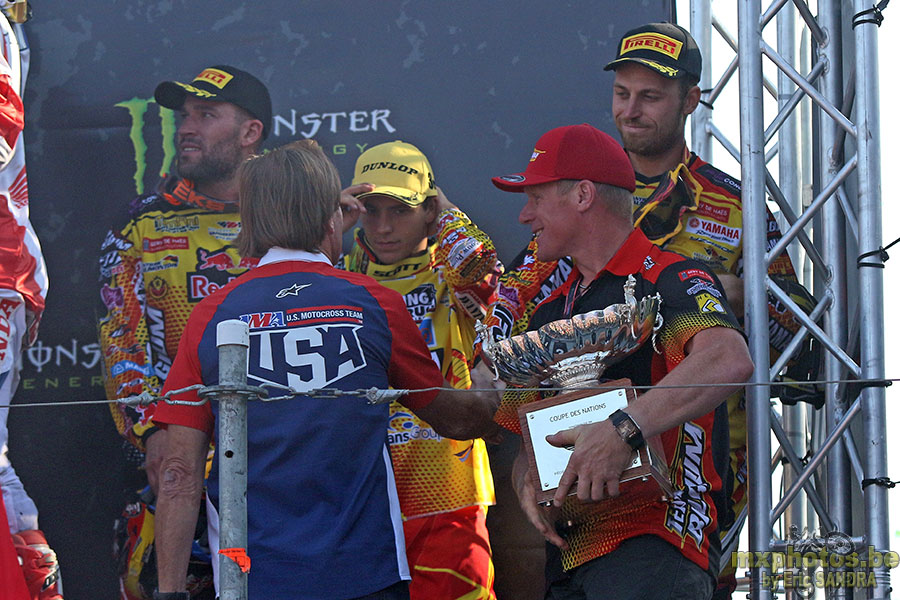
[491, 172, 562, 193]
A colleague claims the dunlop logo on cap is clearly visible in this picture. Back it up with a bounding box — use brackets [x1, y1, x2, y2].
[195, 68, 234, 89]
[621, 33, 683, 59]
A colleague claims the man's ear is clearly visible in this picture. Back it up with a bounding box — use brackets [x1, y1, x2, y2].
[423, 197, 439, 224]
[241, 119, 264, 149]
[682, 85, 701, 117]
[573, 180, 597, 213]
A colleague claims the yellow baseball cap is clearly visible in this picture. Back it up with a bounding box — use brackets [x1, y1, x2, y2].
[352, 141, 437, 206]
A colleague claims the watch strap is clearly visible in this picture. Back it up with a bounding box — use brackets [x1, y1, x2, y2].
[610, 409, 645, 450]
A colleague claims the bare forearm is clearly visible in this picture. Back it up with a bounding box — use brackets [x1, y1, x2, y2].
[156, 482, 202, 590]
[625, 328, 752, 439]
[155, 425, 208, 592]
[414, 384, 501, 440]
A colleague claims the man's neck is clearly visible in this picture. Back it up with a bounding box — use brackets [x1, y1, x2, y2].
[193, 176, 239, 204]
[570, 224, 630, 283]
[628, 140, 688, 179]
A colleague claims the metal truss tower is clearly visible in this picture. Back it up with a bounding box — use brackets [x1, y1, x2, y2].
[689, 0, 890, 598]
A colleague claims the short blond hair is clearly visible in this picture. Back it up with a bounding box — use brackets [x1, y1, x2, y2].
[237, 140, 341, 258]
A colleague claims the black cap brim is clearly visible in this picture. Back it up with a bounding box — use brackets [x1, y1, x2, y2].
[154, 80, 231, 110]
[603, 57, 691, 78]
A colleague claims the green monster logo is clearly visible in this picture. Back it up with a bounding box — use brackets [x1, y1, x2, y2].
[115, 97, 177, 195]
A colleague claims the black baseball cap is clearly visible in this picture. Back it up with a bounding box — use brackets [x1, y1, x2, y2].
[604, 22, 702, 80]
[154, 65, 273, 139]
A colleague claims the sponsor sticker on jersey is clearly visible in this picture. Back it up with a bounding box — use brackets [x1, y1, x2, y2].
[208, 221, 241, 242]
[248, 324, 367, 391]
[142, 254, 179, 273]
[418, 317, 436, 346]
[240, 312, 286, 329]
[496, 283, 519, 308]
[685, 217, 741, 246]
[101, 284, 125, 310]
[387, 410, 441, 445]
[147, 276, 169, 299]
[685, 280, 721, 297]
[196, 248, 237, 271]
[678, 268, 714, 283]
[101, 231, 133, 252]
[695, 292, 726, 313]
[110, 359, 154, 377]
[187, 272, 237, 301]
[404, 284, 437, 322]
[447, 237, 482, 269]
[143, 236, 189, 253]
[154, 215, 200, 233]
[696, 201, 731, 222]
[285, 306, 364, 326]
[276, 283, 312, 298]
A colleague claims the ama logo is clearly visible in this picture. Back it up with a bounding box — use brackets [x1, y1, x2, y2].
[248, 324, 367, 392]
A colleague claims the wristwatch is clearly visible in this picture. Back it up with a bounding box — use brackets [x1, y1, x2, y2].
[610, 409, 645, 451]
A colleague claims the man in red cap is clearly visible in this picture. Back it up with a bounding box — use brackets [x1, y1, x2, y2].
[491, 123, 753, 600]
[482, 22, 815, 598]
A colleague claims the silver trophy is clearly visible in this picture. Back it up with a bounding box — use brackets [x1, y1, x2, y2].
[479, 276, 673, 504]
[479, 275, 662, 387]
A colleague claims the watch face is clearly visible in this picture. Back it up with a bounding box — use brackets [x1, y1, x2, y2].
[617, 420, 637, 439]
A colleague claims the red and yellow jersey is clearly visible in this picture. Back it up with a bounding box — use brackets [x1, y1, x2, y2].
[341, 208, 502, 519]
[98, 177, 257, 449]
[632, 151, 795, 280]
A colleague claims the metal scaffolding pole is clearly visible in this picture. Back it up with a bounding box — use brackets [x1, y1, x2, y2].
[691, 0, 713, 158]
[853, 0, 891, 596]
[738, 2, 774, 598]
[690, 0, 890, 597]
[777, 8, 809, 599]
[818, 2, 854, 598]
[216, 320, 251, 600]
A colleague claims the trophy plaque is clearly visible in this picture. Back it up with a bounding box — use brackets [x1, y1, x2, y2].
[480, 275, 674, 505]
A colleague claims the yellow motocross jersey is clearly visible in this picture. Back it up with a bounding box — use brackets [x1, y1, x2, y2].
[341, 208, 501, 519]
[99, 177, 257, 450]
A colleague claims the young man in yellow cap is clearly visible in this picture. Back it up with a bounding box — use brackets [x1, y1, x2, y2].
[341, 140, 502, 600]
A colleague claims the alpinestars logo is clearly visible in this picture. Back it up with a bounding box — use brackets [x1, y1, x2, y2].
[248, 325, 367, 392]
[665, 421, 713, 550]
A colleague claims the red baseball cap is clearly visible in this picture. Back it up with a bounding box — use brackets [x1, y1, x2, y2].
[492, 124, 635, 193]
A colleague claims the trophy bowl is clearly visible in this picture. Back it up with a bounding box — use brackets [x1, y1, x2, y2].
[477, 275, 672, 506]
[480, 275, 662, 388]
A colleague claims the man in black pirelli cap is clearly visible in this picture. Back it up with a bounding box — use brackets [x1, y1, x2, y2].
[99, 64, 271, 600]
[603, 21, 702, 80]
[155, 65, 272, 141]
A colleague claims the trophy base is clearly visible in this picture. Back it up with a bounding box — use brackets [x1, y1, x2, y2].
[517, 379, 674, 505]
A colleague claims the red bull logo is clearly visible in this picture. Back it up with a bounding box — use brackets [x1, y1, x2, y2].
[197, 248, 237, 271]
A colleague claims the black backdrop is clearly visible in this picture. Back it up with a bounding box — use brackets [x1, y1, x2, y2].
[10, 1, 670, 596]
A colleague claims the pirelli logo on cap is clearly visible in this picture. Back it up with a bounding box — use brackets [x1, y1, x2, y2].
[194, 68, 234, 89]
[621, 33, 683, 59]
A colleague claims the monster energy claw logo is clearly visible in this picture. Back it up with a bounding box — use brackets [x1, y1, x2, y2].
[116, 97, 177, 195]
